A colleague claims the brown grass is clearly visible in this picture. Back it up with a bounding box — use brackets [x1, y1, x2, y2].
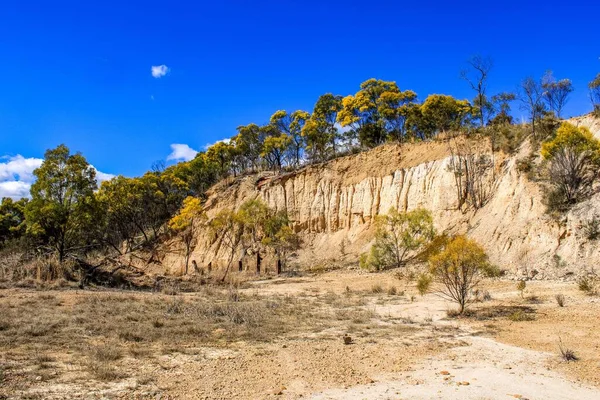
[0, 285, 382, 396]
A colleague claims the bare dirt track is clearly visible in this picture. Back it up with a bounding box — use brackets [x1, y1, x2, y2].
[0, 270, 598, 399]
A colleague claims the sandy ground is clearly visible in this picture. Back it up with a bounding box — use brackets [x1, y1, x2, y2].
[1, 270, 599, 399]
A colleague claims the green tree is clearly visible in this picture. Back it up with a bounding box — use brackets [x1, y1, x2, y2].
[429, 235, 489, 314]
[169, 196, 205, 274]
[589, 73, 600, 117]
[542, 71, 574, 118]
[25, 145, 99, 262]
[541, 122, 600, 206]
[172, 152, 219, 198]
[209, 209, 244, 281]
[302, 94, 343, 162]
[338, 79, 416, 147]
[270, 110, 310, 168]
[261, 125, 292, 171]
[420, 94, 472, 135]
[233, 123, 264, 172]
[362, 208, 435, 270]
[0, 197, 28, 247]
[206, 141, 236, 178]
[490, 92, 516, 125]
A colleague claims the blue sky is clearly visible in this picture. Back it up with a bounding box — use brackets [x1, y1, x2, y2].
[0, 0, 598, 198]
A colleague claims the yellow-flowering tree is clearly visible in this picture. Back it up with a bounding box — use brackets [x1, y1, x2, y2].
[429, 236, 489, 314]
[541, 122, 600, 206]
[169, 196, 205, 274]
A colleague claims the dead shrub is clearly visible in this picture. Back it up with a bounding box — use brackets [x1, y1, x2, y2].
[370, 284, 384, 294]
[86, 360, 124, 381]
[583, 216, 600, 240]
[555, 294, 565, 307]
[387, 286, 397, 296]
[91, 344, 123, 362]
[558, 337, 578, 362]
[577, 275, 598, 295]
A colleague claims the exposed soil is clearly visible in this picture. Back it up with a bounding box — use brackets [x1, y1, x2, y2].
[0, 270, 598, 399]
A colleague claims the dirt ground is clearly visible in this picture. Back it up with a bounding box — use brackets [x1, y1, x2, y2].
[0, 270, 598, 399]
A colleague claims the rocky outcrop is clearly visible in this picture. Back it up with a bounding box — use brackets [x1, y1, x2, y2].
[161, 116, 600, 280]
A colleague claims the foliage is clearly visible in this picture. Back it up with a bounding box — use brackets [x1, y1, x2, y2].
[0, 197, 28, 247]
[429, 236, 489, 314]
[516, 280, 526, 298]
[302, 94, 343, 162]
[577, 275, 598, 295]
[363, 208, 435, 271]
[588, 73, 600, 117]
[416, 273, 432, 296]
[270, 110, 310, 167]
[420, 94, 472, 136]
[582, 215, 600, 240]
[24, 145, 100, 262]
[169, 196, 205, 274]
[337, 79, 417, 147]
[209, 199, 297, 279]
[541, 71, 573, 118]
[261, 128, 292, 171]
[541, 122, 600, 206]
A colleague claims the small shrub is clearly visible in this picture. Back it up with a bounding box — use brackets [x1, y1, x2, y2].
[416, 273, 432, 296]
[577, 275, 598, 295]
[558, 337, 578, 361]
[482, 264, 503, 278]
[583, 216, 600, 240]
[161, 283, 179, 296]
[508, 310, 535, 322]
[516, 280, 526, 298]
[387, 286, 397, 295]
[91, 345, 122, 362]
[555, 294, 565, 307]
[552, 254, 567, 269]
[86, 360, 124, 381]
[370, 284, 384, 294]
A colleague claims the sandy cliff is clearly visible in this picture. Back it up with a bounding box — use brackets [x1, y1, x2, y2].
[161, 115, 600, 279]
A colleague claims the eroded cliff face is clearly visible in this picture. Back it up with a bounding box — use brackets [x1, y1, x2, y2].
[161, 116, 600, 279]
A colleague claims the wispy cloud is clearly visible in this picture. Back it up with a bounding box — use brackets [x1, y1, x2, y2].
[167, 144, 198, 162]
[0, 154, 114, 199]
[151, 65, 169, 78]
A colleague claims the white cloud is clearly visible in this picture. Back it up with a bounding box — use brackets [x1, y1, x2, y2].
[167, 144, 198, 162]
[151, 65, 169, 78]
[0, 155, 43, 183]
[0, 154, 115, 200]
[93, 168, 115, 183]
[0, 181, 31, 200]
[203, 138, 231, 150]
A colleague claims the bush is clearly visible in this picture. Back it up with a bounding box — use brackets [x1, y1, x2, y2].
[558, 337, 578, 361]
[555, 294, 565, 307]
[583, 216, 600, 240]
[370, 284, 384, 294]
[516, 280, 526, 298]
[508, 310, 535, 322]
[577, 276, 598, 295]
[494, 124, 529, 154]
[541, 122, 600, 209]
[362, 208, 435, 271]
[429, 236, 489, 314]
[416, 273, 432, 296]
